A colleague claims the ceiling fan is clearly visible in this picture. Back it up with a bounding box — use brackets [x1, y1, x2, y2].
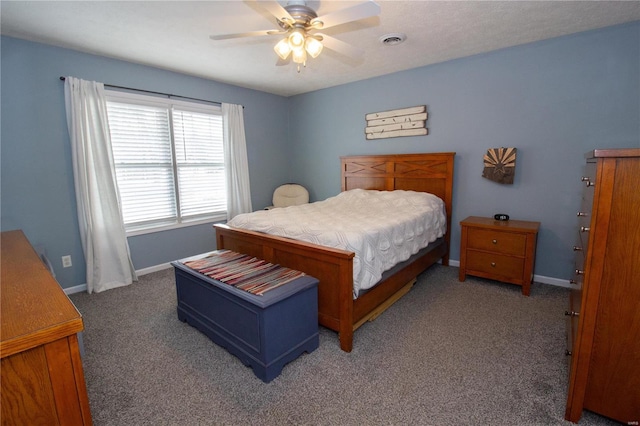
[210, 0, 381, 72]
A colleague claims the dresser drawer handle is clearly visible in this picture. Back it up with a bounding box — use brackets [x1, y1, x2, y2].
[564, 310, 579, 317]
[490, 262, 496, 267]
[576, 212, 588, 217]
[580, 226, 590, 232]
[572, 246, 583, 251]
[565, 350, 572, 356]
[581, 177, 595, 187]
[575, 269, 585, 275]
[492, 239, 497, 244]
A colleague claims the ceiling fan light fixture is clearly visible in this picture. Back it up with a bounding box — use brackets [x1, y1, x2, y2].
[288, 30, 306, 49]
[305, 36, 323, 58]
[274, 38, 292, 60]
[211, 0, 381, 72]
[291, 47, 307, 64]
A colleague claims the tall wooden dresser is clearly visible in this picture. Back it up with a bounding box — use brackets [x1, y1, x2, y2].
[565, 149, 640, 424]
[1, 230, 92, 425]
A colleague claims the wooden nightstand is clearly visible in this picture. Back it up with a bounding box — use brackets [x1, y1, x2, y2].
[459, 216, 540, 295]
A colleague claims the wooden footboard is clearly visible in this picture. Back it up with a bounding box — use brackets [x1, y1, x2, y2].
[215, 225, 446, 352]
[216, 152, 455, 352]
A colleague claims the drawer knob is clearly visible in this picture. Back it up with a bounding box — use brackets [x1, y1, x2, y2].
[565, 310, 579, 317]
[575, 269, 585, 275]
[572, 246, 583, 251]
[565, 350, 572, 356]
[492, 239, 497, 244]
[576, 212, 588, 217]
[580, 226, 590, 232]
[490, 262, 496, 267]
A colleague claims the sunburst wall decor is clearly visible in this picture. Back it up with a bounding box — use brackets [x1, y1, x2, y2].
[482, 147, 517, 184]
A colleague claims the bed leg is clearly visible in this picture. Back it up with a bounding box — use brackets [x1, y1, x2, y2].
[339, 328, 353, 352]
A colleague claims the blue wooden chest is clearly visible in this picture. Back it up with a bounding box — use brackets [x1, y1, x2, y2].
[172, 254, 319, 382]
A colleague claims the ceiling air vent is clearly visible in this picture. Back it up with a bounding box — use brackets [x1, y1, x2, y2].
[379, 33, 406, 46]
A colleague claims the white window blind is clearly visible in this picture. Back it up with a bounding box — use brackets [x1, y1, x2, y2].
[106, 91, 225, 233]
[173, 110, 226, 217]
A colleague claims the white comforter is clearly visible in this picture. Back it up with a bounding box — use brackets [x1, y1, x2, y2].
[226, 189, 447, 298]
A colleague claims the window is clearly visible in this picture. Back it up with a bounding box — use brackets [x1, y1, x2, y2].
[105, 91, 226, 235]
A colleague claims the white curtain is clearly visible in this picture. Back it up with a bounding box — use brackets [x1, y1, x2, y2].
[222, 103, 253, 219]
[64, 76, 137, 293]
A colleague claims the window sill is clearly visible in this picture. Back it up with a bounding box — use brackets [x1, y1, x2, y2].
[125, 214, 227, 237]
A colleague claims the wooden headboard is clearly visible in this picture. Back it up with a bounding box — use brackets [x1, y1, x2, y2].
[341, 152, 456, 260]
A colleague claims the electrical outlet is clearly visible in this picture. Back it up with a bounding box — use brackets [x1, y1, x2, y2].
[62, 255, 72, 268]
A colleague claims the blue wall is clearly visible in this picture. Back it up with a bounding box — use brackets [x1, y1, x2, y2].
[1, 36, 289, 288]
[2, 22, 639, 289]
[288, 22, 639, 281]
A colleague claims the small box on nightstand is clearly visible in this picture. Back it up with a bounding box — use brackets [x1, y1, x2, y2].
[459, 216, 540, 295]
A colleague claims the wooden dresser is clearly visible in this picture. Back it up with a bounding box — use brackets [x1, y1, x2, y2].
[1, 230, 92, 425]
[459, 216, 539, 295]
[565, 149, 640, 424]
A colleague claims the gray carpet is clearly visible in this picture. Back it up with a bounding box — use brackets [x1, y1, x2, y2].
[70, 264, 618, 426]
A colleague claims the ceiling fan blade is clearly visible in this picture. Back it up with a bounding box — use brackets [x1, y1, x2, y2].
[210, 30, 285, 40]
[311, 1, 381, 30]
[251, 0, 295, 26]
[317, 33, 364, 59]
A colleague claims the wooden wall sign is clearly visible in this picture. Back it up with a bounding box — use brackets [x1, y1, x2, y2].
[482, 147, 517, 184]
[365, 106, 428, 140]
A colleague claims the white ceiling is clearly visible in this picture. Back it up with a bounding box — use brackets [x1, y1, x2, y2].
[2, 1, 639, 97]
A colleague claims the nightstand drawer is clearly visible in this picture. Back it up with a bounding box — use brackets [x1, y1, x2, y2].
[466, 251, 525, 279]
[466, 228, 527, 256]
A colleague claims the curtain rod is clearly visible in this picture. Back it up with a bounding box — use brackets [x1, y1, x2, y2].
[59, 76, 231, 107]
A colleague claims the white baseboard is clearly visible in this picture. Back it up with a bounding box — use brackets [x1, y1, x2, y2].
[136, 262, 173, 276]
[65, 259, 573, 295]
[532, 274, 574, 288]
[63, 263, 174, 295]
[446, 259, 572, 288]
[64, 284, 88, 295]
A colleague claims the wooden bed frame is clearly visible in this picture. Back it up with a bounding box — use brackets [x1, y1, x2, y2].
[215, 152, 455, 352]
